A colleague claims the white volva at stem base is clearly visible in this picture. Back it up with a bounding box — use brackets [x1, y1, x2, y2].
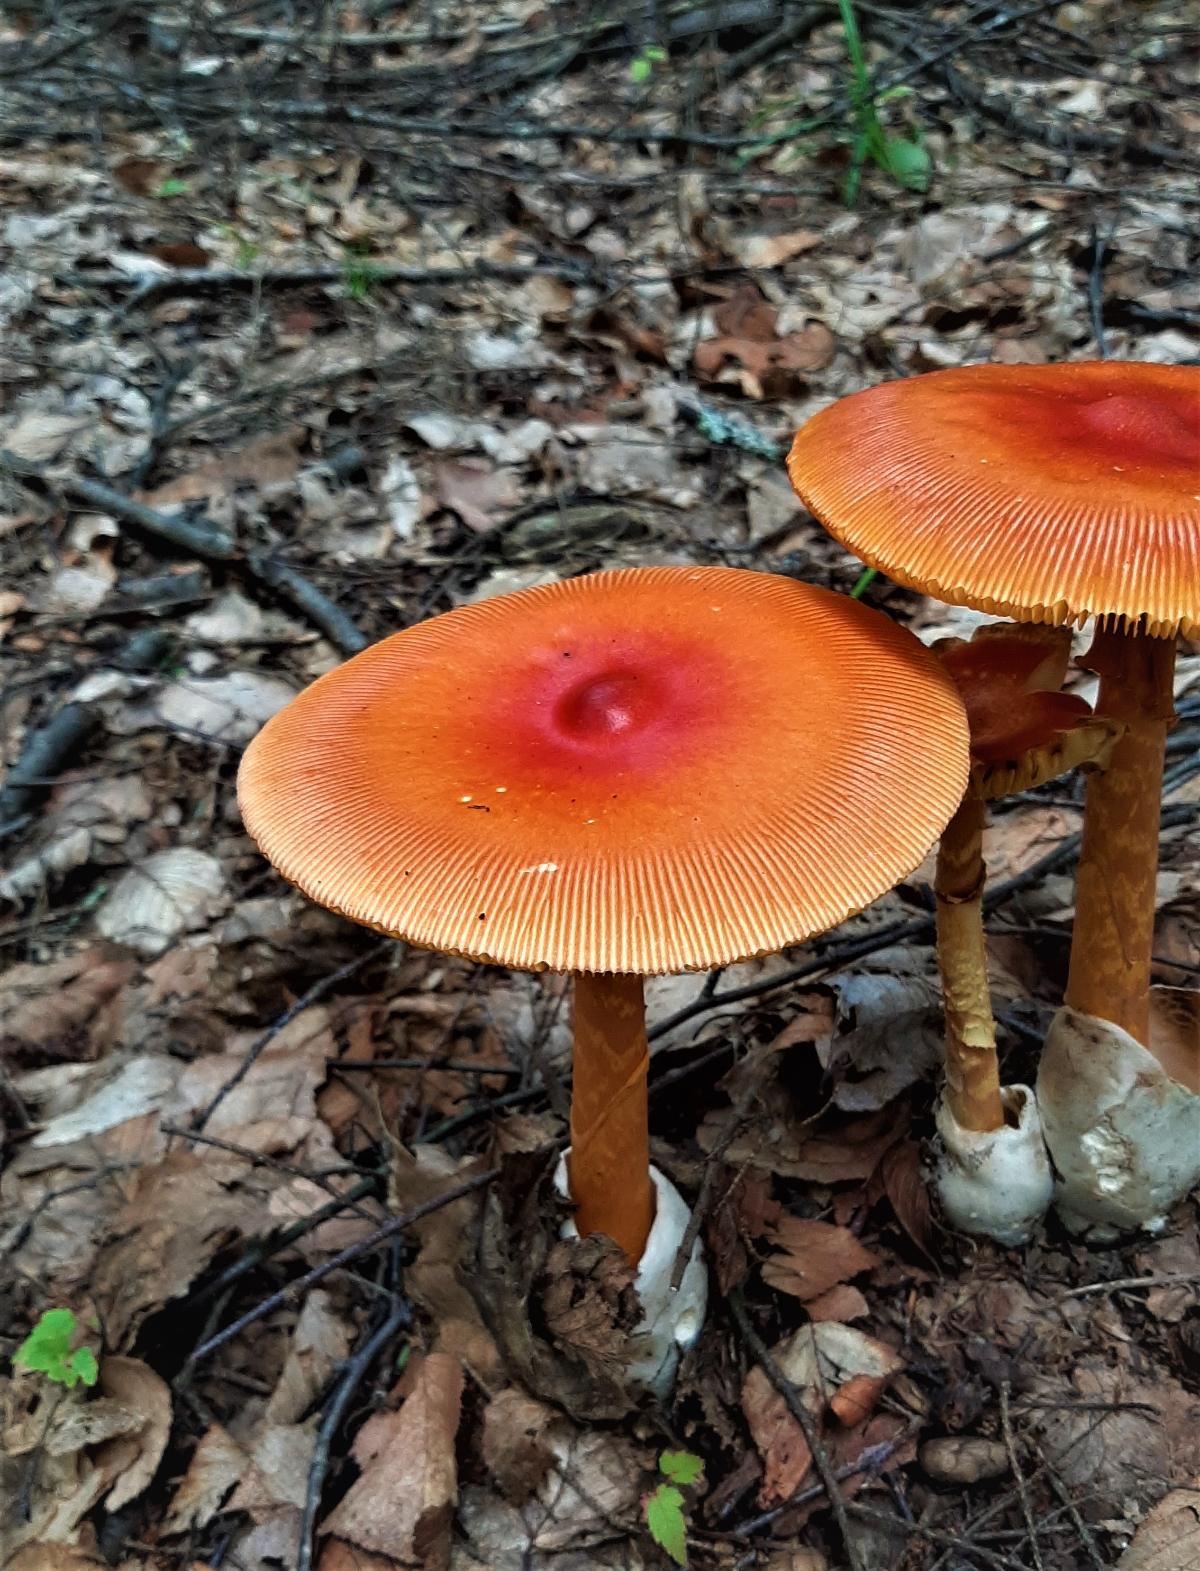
[555, 1154, 707, 1397]
[1037, 1002, 1200, 1240]
[933, 1085, 1053, 1246]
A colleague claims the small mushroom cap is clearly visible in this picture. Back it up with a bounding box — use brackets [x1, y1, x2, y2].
[788, 362, 1200, 638]
[238, 567, 969, 974]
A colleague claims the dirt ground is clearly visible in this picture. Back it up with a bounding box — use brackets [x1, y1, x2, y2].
[1, 3, 1198, 1569]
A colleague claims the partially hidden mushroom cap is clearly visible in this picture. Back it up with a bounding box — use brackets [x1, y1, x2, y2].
[787, 362, 1200, 639]
[238, 566, 969, 974]
[936, 623, 1118, 799]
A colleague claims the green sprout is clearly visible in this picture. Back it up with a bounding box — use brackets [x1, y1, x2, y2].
[849, 565, 879, 599]
[13, 1308, 99, 1390]
[630, 43, 668, 83]
[342, 247, 383, 301]
[644, 1449, 704, 1566]
[157, 176, 190, 199]
[837, 0, 929, 204]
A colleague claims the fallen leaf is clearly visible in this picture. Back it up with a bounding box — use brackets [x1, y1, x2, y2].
[95, 848, 227, 957]
[321, 1352, 463, 1567]
[1118, 1479, 1200, 1569]
[94, 1355, 172, 1510]
[735, 230, 823, 269]
[145, 240, 210, 267]
[1, 411, 89, 463]
[0, 948, 136, 1059]
[805, 1284, 870, 1323]
[542, 1234, 639, 1379]
[480, 1389, 557, 1503]
[139, 428, 305, 508]
[761, 1218, 878, 1303]
[694, 323, 835, 400]
[920, 1436, 1010, 1485]
[741, 1366, 813, 1505]
[871, 1139, 936, 1261]
[435, 457, 521, 533]
[163, 1424, 247, 1533]
[263, 1290, 354, 1425]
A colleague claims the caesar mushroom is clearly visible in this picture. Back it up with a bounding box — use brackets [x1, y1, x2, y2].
[931, 624, 1118, 1244]
[788, 362, 1200, 1234]
[239, 566, 969, 1389]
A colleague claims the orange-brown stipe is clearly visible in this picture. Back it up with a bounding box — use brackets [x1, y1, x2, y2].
[1066, 625, 1177, 1043]
[936, 627, 1113, 1131]
[239, 566, 970, 1259]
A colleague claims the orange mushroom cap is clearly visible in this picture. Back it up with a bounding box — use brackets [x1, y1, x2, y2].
[787, 362, 1200, 639]
[238, 566, 969, 974]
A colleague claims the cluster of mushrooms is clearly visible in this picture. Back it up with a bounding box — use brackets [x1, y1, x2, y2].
[240, 360, 1198, 1394]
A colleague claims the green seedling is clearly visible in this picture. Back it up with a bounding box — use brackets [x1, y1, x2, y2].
[837, 0, 929, 203]
[342, 248, 384, 302]
[850, 565, 879, 599]
[630, 43, 668, 83]
[157, 176, 190, 199]
[645, 1449, 704, 1566]
[736, 2, 930, 201]
[13, 1308, 99, 1390]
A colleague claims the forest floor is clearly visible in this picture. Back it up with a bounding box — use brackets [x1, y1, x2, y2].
[1, 3, 1198, 1569]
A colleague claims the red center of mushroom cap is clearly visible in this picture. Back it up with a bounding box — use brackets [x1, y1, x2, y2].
[1073, 392, 1199, 468]
[237, 567, 972, 975]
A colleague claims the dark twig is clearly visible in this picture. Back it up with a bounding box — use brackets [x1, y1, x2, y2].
[729, 1292, 866, 1571]
[1088, 224, 1110, 359]
[297, 1291, 412, 1571]
[56, 257, 599, 307]
[1001, 1380, 1044, 1571]
[245, 553, 370, 655]
[0, 449, 235, 559]
[191, 942, 391, 1133]
[183, 1168, 497, 1368]
[0, 628, 170, 832]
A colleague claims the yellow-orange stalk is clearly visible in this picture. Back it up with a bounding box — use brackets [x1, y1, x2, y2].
[568, 972, 655, 1262]
[1066, 625, 1176, 1044]
[935, 788, 1005, 1132]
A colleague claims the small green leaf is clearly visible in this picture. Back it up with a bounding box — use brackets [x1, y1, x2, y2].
[68, 1347, 99, 1388]
[646, 1484, 688, 1566]
[660, 1449, 704, 1486]
[14, 1308, 98, 1388]
[643, 45, 668, 63]
[157, 177, 189, 198]
[882, 135, 931, 191]
[630, 57, 652, 82]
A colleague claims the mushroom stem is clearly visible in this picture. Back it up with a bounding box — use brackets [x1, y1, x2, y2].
[568, 972, 655, 1262]
[935, 788, 1005, 1132]
[1066, 624, 1176, 1044]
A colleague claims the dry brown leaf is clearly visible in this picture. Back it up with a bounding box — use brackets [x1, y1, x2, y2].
[1117, 1480, 1200, 1569]
[163, 1424, 247, 1534]
[139, 428, 305, 508]
[5, 1548, 109, 1571]
[872, 1138, 937, 1261]
[321, 1352, 463, 1568]
[735, 230, 823, 269]
[741, 1365, 813, 1506]
[805, 1283, 870, 1323]
[0, 942, 135, 1055]
[761, 1218, 878, 1303]
[480, 1389, 557, 1503]
[434, 457, 521, 533]
[263, 1290, 354, 1426]
[694, 323, 835, 400]
[93, 1355, 172, 1510]
[228, 1422, 316, 1513]
[145, 240, 210, 267]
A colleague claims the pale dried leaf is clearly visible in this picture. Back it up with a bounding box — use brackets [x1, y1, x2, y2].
[1118, 1482, 1200, 1570]
[163, 1424, 248, 1534]
[321, 1352, 463, 1566]
[95, 1355, 172, 1510]
[761, 1218, 878, 1303]
[96, 848, 227, 956]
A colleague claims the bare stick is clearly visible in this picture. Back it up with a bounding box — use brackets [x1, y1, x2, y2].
[183, 1168, 497, 1368]
[728, 1292, 865, 1571]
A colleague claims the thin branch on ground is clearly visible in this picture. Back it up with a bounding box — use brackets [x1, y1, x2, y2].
[1000, 1379, 1044, 1571]
[183, 1168, 498, 1369]
[728, 1291, 866, 1571]
[297, 1286, 412, 1571]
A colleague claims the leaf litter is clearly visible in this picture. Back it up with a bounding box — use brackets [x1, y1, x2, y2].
[1, 2, 1198, 1568]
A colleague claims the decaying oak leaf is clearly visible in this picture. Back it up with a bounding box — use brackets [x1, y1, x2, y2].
[541, 1234, 640, 1381]
[761, 1217, 878, 1303]
[321, 1352, 463, 1569]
